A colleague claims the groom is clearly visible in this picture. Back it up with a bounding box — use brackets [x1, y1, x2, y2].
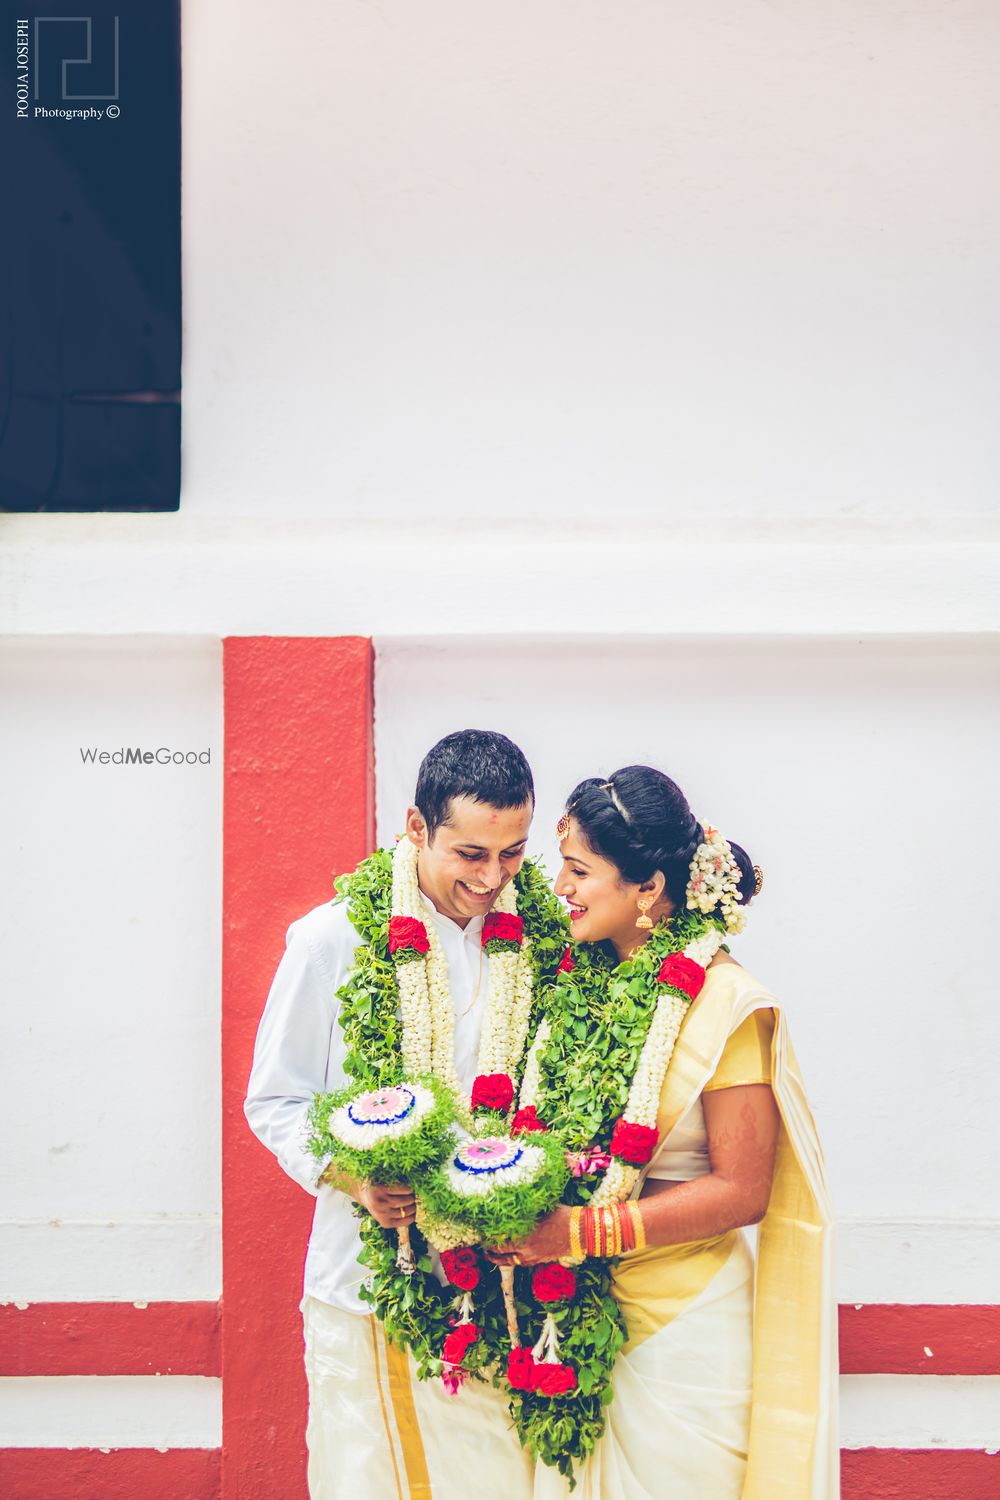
[245, 729, 548, 1500]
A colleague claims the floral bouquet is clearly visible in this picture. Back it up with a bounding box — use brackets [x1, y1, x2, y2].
[419, 1129, 569, 1365]
[307, 1076, 457, 1274]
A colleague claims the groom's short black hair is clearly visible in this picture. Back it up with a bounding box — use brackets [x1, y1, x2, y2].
[415, 730, 534, 837]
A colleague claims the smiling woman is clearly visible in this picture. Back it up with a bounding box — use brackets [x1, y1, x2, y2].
[490, 764, 837, 1499]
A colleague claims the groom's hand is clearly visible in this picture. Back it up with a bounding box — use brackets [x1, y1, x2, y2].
[358, 1182, 417, 1229]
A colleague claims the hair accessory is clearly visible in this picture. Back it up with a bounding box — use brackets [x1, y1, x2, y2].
[685, 822, 747, 935]
[753, 864, 764, 898]
[556, 812, 571, 839]
[635, 894, 654, 930]
[600, 780, 633, 826]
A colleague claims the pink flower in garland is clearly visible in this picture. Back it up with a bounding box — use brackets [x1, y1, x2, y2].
[657, 952, 705, 999]
[532, 1263, 577, 1303]
[566, 1148, 612, 1177]
[441, 1364, 468, 1396]
[511, 1105, 549, 1136]
[470, 1073, 515, 1114]
[388, 916, 430, 963]
[442, 1322, 479, 1366]
[557, 946, 575, 973]
[608, 1119, 659, 1166]
[482, 912, 524, 954]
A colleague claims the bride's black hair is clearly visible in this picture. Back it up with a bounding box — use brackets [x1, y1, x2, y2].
[564, 765, 756, 909]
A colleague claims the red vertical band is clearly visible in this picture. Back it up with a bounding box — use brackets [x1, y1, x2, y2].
[222, 637, 375, 1500]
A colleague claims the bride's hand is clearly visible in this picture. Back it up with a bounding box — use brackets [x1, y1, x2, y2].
[485, 1206, 573, 1268]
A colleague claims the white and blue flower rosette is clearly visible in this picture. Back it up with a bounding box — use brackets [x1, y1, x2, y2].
[327, 1083, 438, 1150]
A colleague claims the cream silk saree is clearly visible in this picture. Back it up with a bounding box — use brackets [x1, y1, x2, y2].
[535, 961, 839, 1500]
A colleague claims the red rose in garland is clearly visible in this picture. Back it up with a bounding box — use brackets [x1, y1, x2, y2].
[532, 1263, 577, 1303]
[534, 1362, 578, 1396]
[470, 1072, 515, 1114]
[387, 915, 430, 963]
[608, 1119, 659, 1166]
[506, 1346, 539, 1392]
[482, 911, 525, 955]
[440, 1247, 480, 1292]
[442, 1322, 479, 1365]
[557, 946, 575, 973]
[511, 1105, 549, 1136]
[657, 952, 706, 999]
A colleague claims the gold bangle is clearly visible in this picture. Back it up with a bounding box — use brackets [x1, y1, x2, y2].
[603, 1206, 620, 1258]
[568, 1206, 584, 1262]
[628, 1200, 646, 1252]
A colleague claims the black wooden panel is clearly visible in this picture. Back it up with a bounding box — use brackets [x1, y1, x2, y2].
[1, 3, 181, 510]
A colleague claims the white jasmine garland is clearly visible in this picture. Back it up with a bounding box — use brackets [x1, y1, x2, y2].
[535, 925, 725, 1209]
[391, 838, 537, 1109]
[517, 1019, 551, 1111]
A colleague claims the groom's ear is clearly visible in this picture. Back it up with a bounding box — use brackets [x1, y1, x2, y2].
[405, 806, 429, 848]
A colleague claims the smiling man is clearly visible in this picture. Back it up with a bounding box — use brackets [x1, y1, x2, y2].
[244, 730, 566, 1500]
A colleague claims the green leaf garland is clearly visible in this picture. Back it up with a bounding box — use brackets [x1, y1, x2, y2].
[331, 848, 569, 1380]
[506, 909, 728, 1484]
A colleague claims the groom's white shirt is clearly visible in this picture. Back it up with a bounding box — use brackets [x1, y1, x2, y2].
[244, 886, 492, 1313]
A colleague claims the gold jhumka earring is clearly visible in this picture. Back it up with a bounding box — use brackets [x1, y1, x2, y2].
[635, 895, 654, 930]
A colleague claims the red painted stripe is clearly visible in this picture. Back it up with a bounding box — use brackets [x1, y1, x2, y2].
[0, 1448, 220, 1500]
[222, 637, 375, 1500]
[1, 1446, 995, 1500]
[5, 1296, 996, 1377]
[842, 1448, 1000, 1499]
[839, 1304, 1000, 1375]
[0, 1302, 220, 1377]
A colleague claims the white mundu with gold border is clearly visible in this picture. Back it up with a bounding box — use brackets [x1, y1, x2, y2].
[246, 891, 534, 1500]
[534, 962, 838, 1500]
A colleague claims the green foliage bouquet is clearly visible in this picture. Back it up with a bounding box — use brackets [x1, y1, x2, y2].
[420, 1128, 569, 1346]
[308, 1075, 457, 1273]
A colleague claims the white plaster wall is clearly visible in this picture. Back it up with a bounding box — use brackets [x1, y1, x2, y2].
[375, 634, 1000, 1301]
[0, 638, 223, 1302]
[180, 0, 1000, 522]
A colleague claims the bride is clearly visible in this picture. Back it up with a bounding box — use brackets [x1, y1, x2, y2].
[488, 765, 838, 1499]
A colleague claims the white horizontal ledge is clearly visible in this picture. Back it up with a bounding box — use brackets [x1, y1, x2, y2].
[0, 1218, 221, 1304]
[840, 1375, 1000, 1450]
[1, 517, 998, 636]
[836, 1218, 1000, 1306]
[0, 1376, 221, 1448]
